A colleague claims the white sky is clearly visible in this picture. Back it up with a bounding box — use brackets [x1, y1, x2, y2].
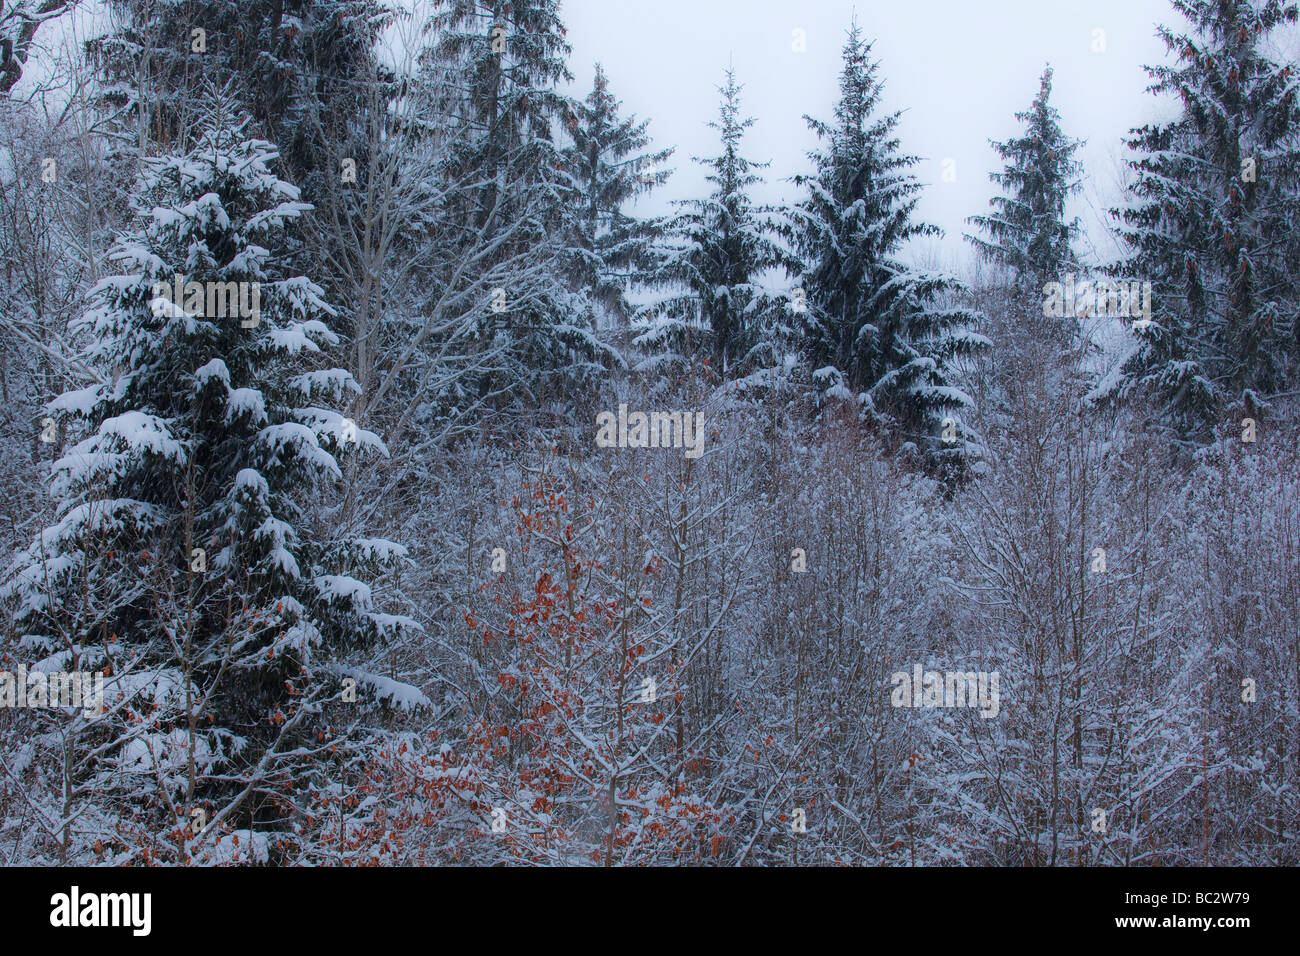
[561, 0, 1189, 272]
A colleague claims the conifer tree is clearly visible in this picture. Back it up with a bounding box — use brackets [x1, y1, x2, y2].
[645, 67, 784, 379]
[966, 65, 1084, 298]
[1106, 0, 1300, 439]
[790, 23, 986, 464]
[966, 66, 1089, 431]
[564, 63, 672, 332]
[427, 0, 613, 414]
[1, 96, 409, 857]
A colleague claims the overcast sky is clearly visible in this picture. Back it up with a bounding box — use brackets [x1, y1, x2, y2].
[560, 0, 1196, 272]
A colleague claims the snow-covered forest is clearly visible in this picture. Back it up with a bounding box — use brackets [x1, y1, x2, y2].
[1, 0, 1298, 867]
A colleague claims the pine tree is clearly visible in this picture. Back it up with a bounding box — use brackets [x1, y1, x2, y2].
[1, 95, 409, 859]
[790, 23, 986, 464]
[1107, 0, 1300, 439]
[426, 0, 613, 415]
[966, 65, 1084, 298]
[564, 63, 672, 332]
[644, 67, 784, 379]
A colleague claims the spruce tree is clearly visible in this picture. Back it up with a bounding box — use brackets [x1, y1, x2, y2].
[427, 0, 612, 414]
[965, 66, 1088, 435]
[1107, 0, 1300, 439]
[1, 96, 408, 856]
[966, 65, 1084, 299]
[790, 23, 986, 463]
[564, 63, 672, 332]
[645, 67, 784, 379]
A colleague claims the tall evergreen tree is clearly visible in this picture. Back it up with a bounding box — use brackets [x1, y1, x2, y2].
[966, 65, 1084, 298]
[564, 63, 672, 332]
[644, 67, 784, 378]
[426, 0, 613, 415]
[1, 97, 409, 855]
[790, 23, 986, 464]
[1106, 0, 1300, 439]
[966, 66, 1088, 434]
